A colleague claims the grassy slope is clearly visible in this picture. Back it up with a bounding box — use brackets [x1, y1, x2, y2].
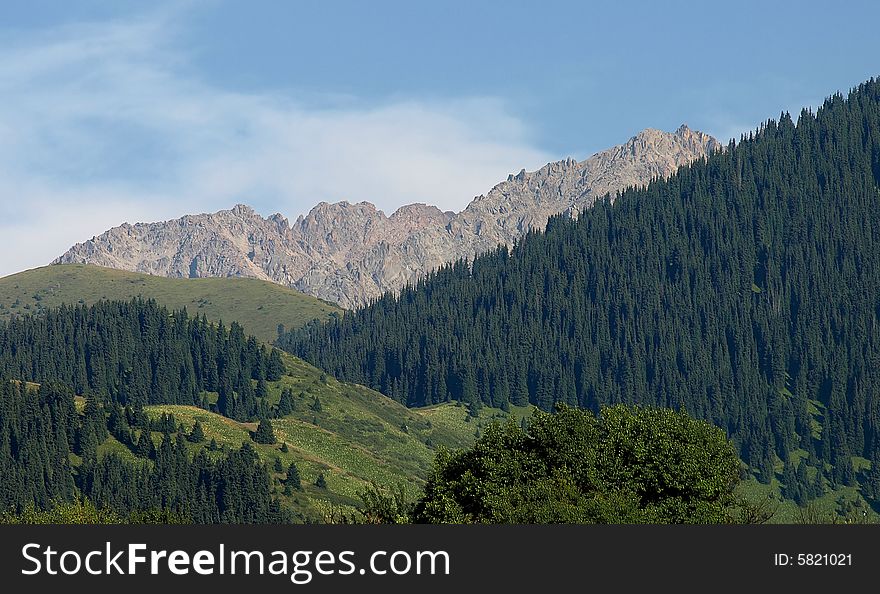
[63, 385, 880, 523]
[735, 478, 878, 524]
[2, 268, 509, 520]
[0, 264, 340, 343]
[141, 354, 533, 520]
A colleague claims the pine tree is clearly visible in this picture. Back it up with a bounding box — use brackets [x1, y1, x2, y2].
[315, 473, 327, 489]
[781, 460, 799, 502]
[276, 388, 295, 417]
[867, 442, 880, 501]
[267, 349, 286, 381]
[188, 420, 205, 443]
[251, 419, 276, 444]
[136, 431, 156, 459]
[286, 463, 302, 490]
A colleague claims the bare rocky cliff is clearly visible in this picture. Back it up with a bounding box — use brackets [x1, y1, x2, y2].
[55, 125, 721, 308]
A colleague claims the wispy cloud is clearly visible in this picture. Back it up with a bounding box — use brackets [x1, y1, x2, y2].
[0, 7, 554, 277]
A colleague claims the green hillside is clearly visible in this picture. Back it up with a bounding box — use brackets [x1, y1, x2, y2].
[139, 352, 533, 520]
[1, 283, 524, 521]
[0, 264, 340, 342]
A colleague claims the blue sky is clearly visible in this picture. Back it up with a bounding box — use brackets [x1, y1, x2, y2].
[1, 0, 878, 276]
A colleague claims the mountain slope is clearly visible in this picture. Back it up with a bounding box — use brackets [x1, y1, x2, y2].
[0, 264, 340, 343]
[55, 126, 720, 308]
[282, 80, 880, 505]
[0, 295, 520, 521]
[143, 352, 531, 519]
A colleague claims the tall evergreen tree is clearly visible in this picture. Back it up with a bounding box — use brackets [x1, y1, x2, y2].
[251, 418, 276, 445]
[188, 420, 205, 443]
[286, 462, 302, 490]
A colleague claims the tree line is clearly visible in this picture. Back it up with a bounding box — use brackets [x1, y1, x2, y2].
[0, 298, 285, 421]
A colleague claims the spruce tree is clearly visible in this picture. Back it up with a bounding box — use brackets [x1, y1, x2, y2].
[276, 388, 295, 417]
[867, 443, 880, 501]
[286, 463, 302, 490]
[188, 420, 205, 443]
[252, 418, 276, 444]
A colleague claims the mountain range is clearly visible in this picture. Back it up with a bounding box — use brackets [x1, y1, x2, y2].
[55, 125, 721, 308]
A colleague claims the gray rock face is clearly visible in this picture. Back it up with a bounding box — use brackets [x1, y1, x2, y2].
[54, 125, 721, 308]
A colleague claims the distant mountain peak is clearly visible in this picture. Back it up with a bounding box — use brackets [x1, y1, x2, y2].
[55, 126, 720, 308]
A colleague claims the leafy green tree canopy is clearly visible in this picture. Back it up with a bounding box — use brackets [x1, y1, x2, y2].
[414, 404, 741, 524]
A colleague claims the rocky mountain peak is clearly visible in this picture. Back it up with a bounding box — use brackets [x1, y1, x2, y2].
[55, 126, 720, 308]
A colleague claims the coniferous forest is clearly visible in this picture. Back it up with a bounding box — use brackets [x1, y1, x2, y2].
[282, 79, 880, 501]
[0, 300, 289, 521]
[0, 299, 285, 419]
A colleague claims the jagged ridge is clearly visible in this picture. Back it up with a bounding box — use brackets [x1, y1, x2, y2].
[55, 125, 721, 308]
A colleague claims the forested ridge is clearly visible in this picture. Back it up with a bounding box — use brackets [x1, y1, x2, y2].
[0, 298, 285, 420]
[282, 78, 880, 502]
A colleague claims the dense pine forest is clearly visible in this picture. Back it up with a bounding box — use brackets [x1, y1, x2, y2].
[0, 300, 289, 521]
[282, 79, 880, 502]
[0, 299, 285, 420]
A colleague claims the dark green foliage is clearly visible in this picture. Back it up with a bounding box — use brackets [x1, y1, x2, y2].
[251, 418, 276, 444]
[0, 298, 292, 522]
[283, 79, 880, 493]
[0, 379, 283, 522]
[267, 349, 285, 381]
[275, 388, 296, 417]
[286, 462, 302, 490]
[315, 473, 327, 489]
[467, 399, 482, 419]
[310, 395, 322, 413]
[81, 441, 284, 523]
[0, 299, 285, 421]
[280, 442, 289, 453]
[413, 405, 741, 524]
[0, 382, 76, 512]
[358, 484, 414, 524]
[135, 430, 156, 460]
[867, 443, 880, 501]
[781, 460, 800, 503]
[273, 457, 284, 473]
[187, 420, 205, 443]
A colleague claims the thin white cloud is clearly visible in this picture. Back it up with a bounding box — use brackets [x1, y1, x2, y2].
[0, 10, 554, 277]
